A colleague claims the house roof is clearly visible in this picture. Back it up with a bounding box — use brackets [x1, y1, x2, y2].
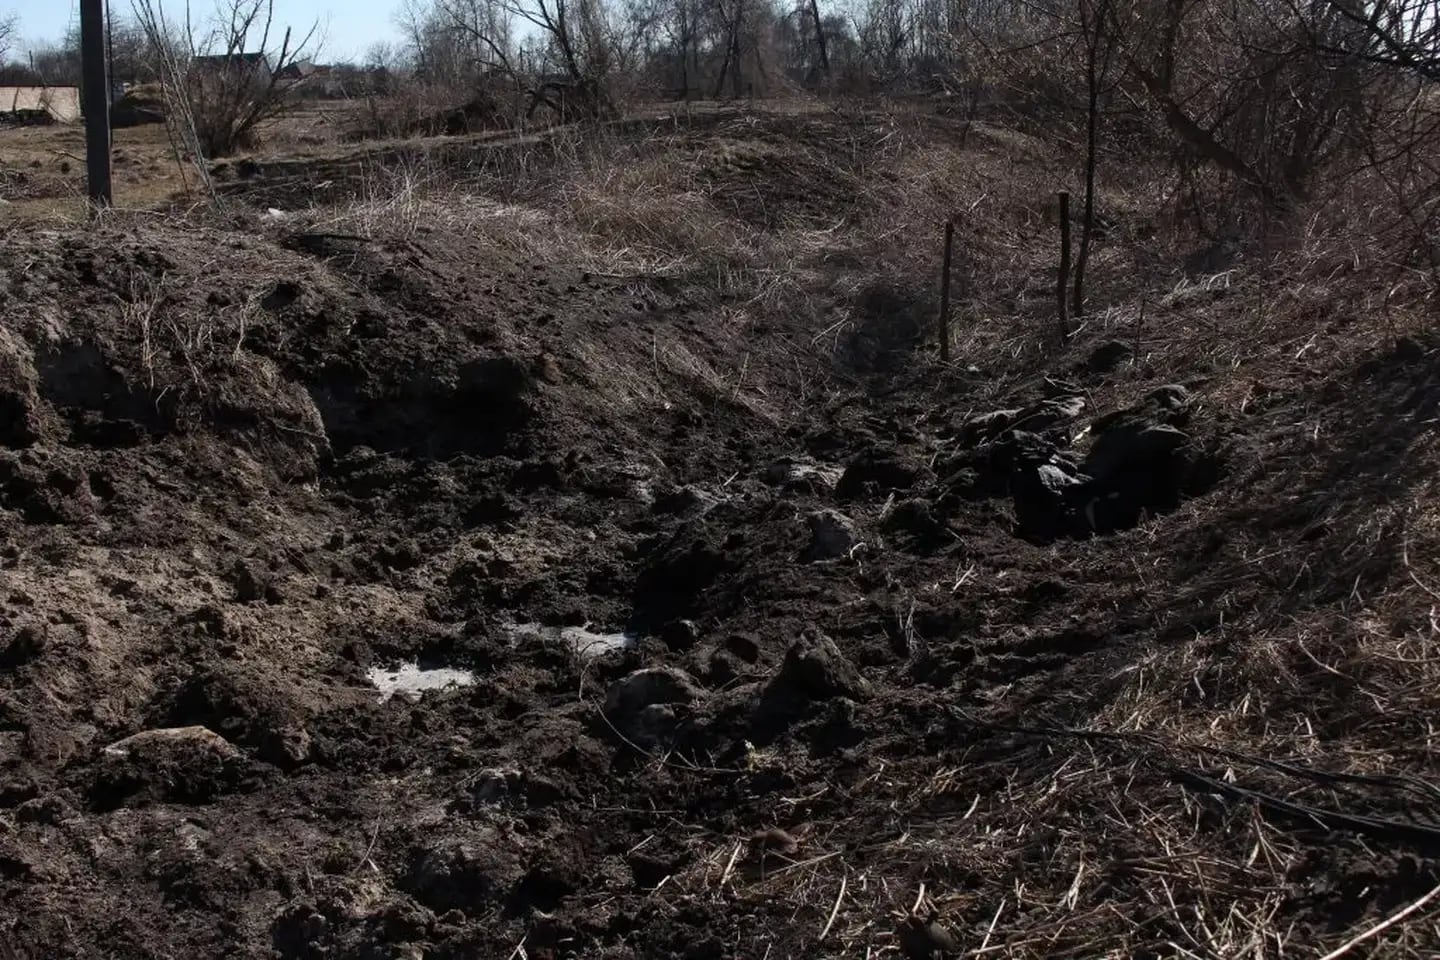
[282, 61, 326, 77]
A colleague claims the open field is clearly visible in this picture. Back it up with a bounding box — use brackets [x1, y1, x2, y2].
[1, 99, 1439, 959]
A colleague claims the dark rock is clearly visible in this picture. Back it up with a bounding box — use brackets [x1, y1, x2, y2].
[230, 559, 272, 603]
[660, 619, 701, 652]
[0, 625, 44, 667]
[836, 449, 923, 500]
[762, 457, 842, 493]
[993, 429, 1061, 469]
[775, 632, 872, 701]
[1012, 462, 1087, 539]
[956, 409, 1020, 446]
[802, 509, 857, 562]
[1084, 422, 1189, 481]
[1013, 395, 1085, 433]
[1085, 339, 1134, 373]
[1016, 382, 1220, 537]
[1073, 385, 1205, 533]
[882, 499, 950, 551]
[604, 667, 705, 746]
[898, 914, 961, 958]
[15, 794, 74, 825]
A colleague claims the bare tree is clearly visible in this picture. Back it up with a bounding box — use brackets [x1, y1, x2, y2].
[1321, 0, 1440, 80]
[0, 13, 16, 65]
[659, 0, 703, 96]
[1109, 0, 1377, 209]
[1072, 0, 1118, 317]
[808, 0, 829, 74]
[437, 0, 619, 119]
[713, 0, 746, 97]
[131, 0, 318, 157]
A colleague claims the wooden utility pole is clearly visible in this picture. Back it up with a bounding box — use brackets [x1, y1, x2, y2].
[938, 220, 954, 362]
[80, 0, 112, 206]
[1057, 191, 1072, 336]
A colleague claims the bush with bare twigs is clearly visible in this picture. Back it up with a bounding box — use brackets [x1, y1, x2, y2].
[131, 0, 317, 158]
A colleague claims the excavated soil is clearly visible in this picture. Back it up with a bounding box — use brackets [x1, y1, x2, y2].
[3, 107, 1440, 959]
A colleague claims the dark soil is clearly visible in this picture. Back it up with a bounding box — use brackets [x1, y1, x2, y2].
[3, 105, 1439, 959]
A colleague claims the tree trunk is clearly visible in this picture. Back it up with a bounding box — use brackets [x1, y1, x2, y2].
[809, 0, 829, 73]
[678, 30, 689, 98]
[713, 25, 731, 97]
[730, 0, 744, 99]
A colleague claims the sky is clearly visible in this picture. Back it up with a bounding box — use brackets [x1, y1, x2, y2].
[6, 0, 403, 62]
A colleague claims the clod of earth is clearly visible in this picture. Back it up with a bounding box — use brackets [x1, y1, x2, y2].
[763, 456, 843, 493]
[102, 725, 241, 761]
[660, 618, 701, 651]
[1084, 339, 1135, 374]
[897, 913, 962, 958]
[403, 832, 526, 914]
[836, 449, 925, 501]
[91, 725, 253, 810]
[604, 666, 707, 748]
[748, 827, 801, 856]
[802, 508, 858, 562]
[774, 631, 872, 702]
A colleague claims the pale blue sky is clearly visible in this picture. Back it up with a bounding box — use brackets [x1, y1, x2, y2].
[6, 0, 403, 62]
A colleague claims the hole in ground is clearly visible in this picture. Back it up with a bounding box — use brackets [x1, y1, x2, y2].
[309, 355, 534, 459]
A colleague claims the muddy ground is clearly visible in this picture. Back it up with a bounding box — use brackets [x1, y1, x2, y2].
[2, 105, 1440, 958]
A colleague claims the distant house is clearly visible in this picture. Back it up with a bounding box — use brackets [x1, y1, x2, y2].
[190, 52, 273, 87]
[275, 60, 325, 82]
[278, 62, 359, 99]
[0, 86, 82, 123]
